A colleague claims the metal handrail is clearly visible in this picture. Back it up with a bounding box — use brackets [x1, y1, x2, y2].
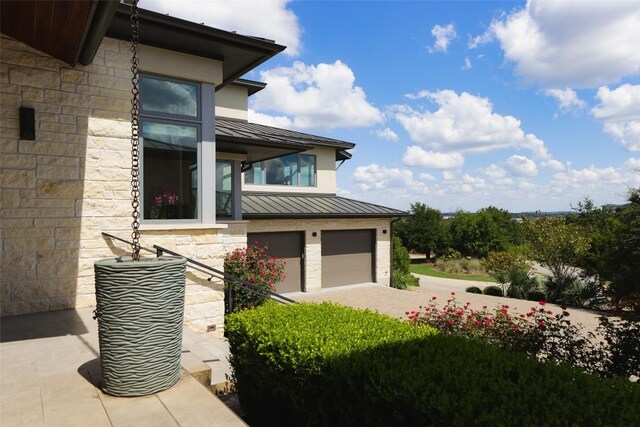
[101, 232, 296, 312]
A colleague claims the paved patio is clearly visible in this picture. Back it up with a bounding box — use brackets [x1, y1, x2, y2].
[0, 307, 243, 427]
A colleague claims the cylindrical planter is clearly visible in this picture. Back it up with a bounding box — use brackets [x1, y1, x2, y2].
[94, 256, 187, 397]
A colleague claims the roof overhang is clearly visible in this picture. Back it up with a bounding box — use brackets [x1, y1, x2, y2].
[215, 117, 355, 164]
[0, 0, 119, 66]
[232, 79, 267, 96]
[106, 4, 286, 90]
[217, 138, 306, 165]
[242, 193, 409, 219]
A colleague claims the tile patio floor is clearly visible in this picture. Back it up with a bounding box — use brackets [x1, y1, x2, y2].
[0, 307, 243, 427]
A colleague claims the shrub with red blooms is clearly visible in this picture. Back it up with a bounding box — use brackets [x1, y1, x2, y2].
[224, 243, 285, 314]
[407, 293, 639, 380]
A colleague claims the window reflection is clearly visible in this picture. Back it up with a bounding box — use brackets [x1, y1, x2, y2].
[141, 75, 198, 117]
[143, 121, 199, 220]
[216, 160, 233, 218]
[245, 154, 316, 187]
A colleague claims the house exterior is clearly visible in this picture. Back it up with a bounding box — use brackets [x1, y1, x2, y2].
[0, 1, 405, 332]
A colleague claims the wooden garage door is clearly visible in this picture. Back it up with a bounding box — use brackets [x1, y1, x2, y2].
[247, 232, 304, 293]
[321, 229, 374, 288]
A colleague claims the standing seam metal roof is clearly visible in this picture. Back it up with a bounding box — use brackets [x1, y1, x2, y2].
[216, 117, 355, 150]
[242, 193, 408, 218]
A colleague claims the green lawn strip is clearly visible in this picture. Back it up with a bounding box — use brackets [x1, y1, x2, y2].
[410, 264, 496, 282]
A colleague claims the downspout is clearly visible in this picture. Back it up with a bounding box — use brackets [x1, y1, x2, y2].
[389, 217, 402, 288]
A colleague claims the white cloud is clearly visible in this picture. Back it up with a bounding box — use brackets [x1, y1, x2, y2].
[506, 155, 538, 176]
[462, 57, 472, 70]
[472, 0, 640, 88]
[481, 164, 508, 179]
[625, 157, 640, 170]
[143, 0, 302, 56]
[592, 84, 640, 151]
[348, 159, 640, 213]
[442, 171, 456, 181]
[250, 61, 383, 130]
[541, 159, 566, 172]
[544, 88, 586, 113]
[429, 23, 457, 53]
[550, 164, 640, 198]
[402, 146, 465, 169]
[394, 90, 550, 158]
[419, 172, 436, 181]
[351, 164, 424, 192]
[248, 110, 293, 128]
[375, 127, 399, 142]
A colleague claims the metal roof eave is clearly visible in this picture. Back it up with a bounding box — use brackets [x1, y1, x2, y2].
[106, 5, 286, 90]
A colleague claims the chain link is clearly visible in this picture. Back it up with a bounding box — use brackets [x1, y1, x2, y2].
[130, 0, 141, 261]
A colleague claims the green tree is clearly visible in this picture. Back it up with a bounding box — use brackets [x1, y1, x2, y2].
[391, 236, 419, 289]
[598, 188, 640, 299]
[522, 217, 590, 302]
[448, 207, 522, 257]
[395, 203, 446, 257]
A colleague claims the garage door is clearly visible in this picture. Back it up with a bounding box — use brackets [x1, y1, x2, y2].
[247, 232, 304, 293]
[321, 229, 374, 288]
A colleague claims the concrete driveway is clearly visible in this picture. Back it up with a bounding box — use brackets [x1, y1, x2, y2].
[292, 274, 606, 331]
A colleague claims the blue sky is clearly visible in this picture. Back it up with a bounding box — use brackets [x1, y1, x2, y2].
[143, 0, 640, 212]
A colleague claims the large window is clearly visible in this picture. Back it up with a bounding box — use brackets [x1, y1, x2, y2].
[245, 153, 316, 187]
[141, 75, 201, 221]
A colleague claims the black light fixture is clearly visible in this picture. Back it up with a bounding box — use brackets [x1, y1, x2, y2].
[382, 229, 388, 234]
[19, 107, 35, 140]
[312, 232, 317, 237]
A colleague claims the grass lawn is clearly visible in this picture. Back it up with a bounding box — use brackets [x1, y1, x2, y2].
[410, 263, 496, 283]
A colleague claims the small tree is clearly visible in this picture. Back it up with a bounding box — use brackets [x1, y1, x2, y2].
[224, 244, 285, 314]
[522, 217, 589, 303]
[391, 236, 419, 289]
[395, 203, 446, 258]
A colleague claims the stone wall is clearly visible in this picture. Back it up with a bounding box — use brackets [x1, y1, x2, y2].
[1, 35, 237, 332]
[247, 218, 392, 290]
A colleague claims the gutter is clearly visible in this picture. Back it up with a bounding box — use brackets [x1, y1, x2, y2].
[78, 0, 120, 66]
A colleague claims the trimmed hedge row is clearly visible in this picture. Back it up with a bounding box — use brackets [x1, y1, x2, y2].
[225, 302, 640, 427]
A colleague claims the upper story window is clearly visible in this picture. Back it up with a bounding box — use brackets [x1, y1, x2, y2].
[245, 153, 316, 187]
[141, 74, 201, 221]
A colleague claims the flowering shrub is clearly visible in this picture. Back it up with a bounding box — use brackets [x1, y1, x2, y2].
[224, 243, 285, 314]
[407, 293, 639, 379]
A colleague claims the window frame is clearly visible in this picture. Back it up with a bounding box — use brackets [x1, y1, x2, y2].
[139, 73, 216, 225]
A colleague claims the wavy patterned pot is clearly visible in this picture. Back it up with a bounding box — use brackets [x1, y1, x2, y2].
[94, 256, 186, 397]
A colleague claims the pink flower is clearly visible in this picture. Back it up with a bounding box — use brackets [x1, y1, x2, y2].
[485, 317, 493, 324]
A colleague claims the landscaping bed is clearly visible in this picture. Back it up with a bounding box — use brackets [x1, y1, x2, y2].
[226, 302, 639, 426]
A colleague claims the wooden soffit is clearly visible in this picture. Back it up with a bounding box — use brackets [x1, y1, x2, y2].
[1, 0, 99, 66]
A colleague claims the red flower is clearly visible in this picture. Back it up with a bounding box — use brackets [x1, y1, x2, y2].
[539, 301, 546, 306]
[451, 291, 456, 296]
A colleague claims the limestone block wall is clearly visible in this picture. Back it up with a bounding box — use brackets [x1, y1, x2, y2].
[247, 218, 392, 291]
[0, 35, 237, 331]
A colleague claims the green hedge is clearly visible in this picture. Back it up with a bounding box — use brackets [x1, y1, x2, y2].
[225, 302, 640, 427]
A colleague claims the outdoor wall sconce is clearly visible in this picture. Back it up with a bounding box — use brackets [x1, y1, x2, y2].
[312, 232, 317, 237]
[20, 107, 35, 140]
[383, 229, 388, 234]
